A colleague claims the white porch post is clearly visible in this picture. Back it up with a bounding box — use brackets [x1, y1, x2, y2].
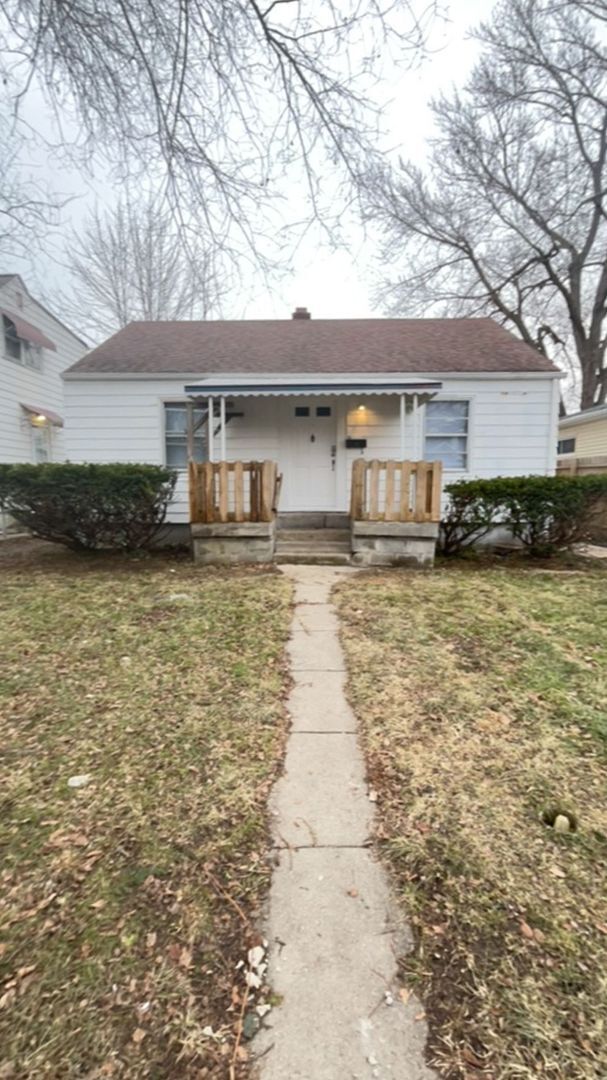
[220, 395, 227, 460]
[413, 393, 419, 458]
[399, 393, 406, 458]
[207, 395, 214, 461]
[186, 400, 194, 462]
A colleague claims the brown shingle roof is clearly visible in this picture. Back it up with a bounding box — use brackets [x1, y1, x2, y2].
[64, 317, 559, 376]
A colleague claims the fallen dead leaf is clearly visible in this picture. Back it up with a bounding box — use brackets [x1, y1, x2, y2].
[178, 947, 193, 969]
[131, 1028, 146, 1045]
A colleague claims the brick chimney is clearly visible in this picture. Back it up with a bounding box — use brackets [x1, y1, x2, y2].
[292, 306, 311, 320]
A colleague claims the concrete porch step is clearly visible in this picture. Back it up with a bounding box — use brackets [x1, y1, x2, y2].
[276, 540, 351, 554]
[275, 551, 352, 565]
[277, 529, 350, 543]
[277, 512, 350, 530]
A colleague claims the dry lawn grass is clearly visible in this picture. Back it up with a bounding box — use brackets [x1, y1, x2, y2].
[0, 544, 292, 1078]
[336, 565, 607, 1080]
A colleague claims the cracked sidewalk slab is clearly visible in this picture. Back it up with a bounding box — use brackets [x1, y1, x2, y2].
[254, 565, 436, 1080]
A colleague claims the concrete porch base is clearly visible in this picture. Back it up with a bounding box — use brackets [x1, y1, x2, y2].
[351, 520, 439, 567]
[191, 521, 276, 564]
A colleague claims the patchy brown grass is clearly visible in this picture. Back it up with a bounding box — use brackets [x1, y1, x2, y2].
[0, 545, 292, 1078]
[335, 566, 607, 1080]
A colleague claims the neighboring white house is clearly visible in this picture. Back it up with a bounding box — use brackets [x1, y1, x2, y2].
[0, 273, 87, 465]
[63, 309, 561, 524]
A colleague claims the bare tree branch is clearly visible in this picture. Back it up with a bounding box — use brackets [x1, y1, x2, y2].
[0, 0, 438, 263]
[0, 111, 68, 260]
[63, 195, 227, 340]
[365, 0, 607, 409]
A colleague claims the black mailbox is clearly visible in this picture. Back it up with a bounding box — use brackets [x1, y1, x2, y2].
[346, 437, 367, 449]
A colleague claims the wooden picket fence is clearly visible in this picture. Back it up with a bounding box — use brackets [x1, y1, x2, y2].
[556, 454, 607, 476]
[350, 459, 442, 522]
[189, 460, 281, 523]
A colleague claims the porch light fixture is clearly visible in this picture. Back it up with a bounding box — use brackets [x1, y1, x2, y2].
[357, 404, 365, 411]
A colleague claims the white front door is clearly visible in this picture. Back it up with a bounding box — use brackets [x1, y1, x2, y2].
[279, 399, 337, 511]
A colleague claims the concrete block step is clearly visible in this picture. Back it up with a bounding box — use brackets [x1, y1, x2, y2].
[277, 512, 350, 530]
[275, 551, 352, 565]
[277, 529, 350, 543]
[276, 542, 351, 555]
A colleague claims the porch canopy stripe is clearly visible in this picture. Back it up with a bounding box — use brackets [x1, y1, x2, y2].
[183, 380, 442, 397]
[184, 379, 443, 462]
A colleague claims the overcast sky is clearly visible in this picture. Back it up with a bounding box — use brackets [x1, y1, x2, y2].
[7, 0, 496, 325]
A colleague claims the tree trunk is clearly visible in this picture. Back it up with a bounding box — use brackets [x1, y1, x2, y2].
[579, 344, 605, 409]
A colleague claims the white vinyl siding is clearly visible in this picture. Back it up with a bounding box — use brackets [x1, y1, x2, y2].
[64, 375, 559, 520]
[0, 280, 86, 463]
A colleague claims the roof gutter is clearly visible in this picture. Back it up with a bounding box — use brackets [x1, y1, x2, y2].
[63, 369, 563, 382]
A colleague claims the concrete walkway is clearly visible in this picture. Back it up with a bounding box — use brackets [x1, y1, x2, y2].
[254, 565, 436, 1080]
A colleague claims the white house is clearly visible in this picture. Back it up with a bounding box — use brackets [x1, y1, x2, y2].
[62, 308, 561, 559]
[1, 273, 87, 465]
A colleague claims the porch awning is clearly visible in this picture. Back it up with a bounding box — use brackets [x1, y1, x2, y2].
[184, 380, 443, 398]
[21, 403, 64, 427]
[2, 310, 57, 351]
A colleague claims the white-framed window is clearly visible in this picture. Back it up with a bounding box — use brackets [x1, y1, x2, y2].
[424, 400, 469, 469]
[164, 402, 207, 468]
[3, 316, 43, 370]
[31, 424, 51, 463]
[557, 437, 576, 455]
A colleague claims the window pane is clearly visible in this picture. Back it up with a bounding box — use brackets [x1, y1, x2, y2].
[316, 406, 331, 416]
[192, 438, 207, 463]
[425, 435, 467, 469]
[165, 403, 209, 467]
[4, 315, 21, 361]
[295, 406, 310, 417]
[165, 406, 187, 433]
[426, 400, 468, 435]
[166, 440, 188, 467]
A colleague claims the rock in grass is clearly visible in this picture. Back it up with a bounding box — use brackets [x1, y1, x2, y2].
[67, 774, 93, 789]
[553, 813, 572, 833]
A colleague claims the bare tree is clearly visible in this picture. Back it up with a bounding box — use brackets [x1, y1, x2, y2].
[0, 0, 437, 262]
[66, 197, 224, 339]
[366, 0, 607, 409]
[0, 112, 67, 260]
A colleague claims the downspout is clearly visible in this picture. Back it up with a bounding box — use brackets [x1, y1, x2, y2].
[546, 376, 560, 475]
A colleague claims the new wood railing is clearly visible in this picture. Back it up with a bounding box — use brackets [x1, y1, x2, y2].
[350, 459, 443, 523]
[189, 460, 281, 524]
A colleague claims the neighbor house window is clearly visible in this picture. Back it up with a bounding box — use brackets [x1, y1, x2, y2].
[164, 403, 207, 468]
[316, 406, 332, 416]
[294, 406, 310, 417]
[425, 400, 469, 469]
[3, 316, 43, 370]
[4, 316, 21, 361]
[557, 437, 576, 454]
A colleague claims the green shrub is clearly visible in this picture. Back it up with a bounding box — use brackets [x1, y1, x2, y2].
[0, 463, 177, 550]
[441, 474, 607, 557]
[440, 479, 501, 555]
